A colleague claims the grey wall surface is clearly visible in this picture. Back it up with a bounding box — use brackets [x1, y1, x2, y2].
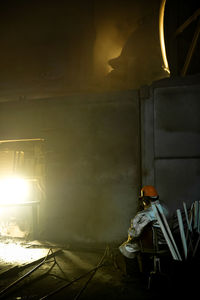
[0, 90, 140, 245]
[141, 82, 200, 216]
[2, 76, 198, 244]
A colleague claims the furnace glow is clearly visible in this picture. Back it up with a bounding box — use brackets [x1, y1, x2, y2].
[0, 177, 30, 204]
[0, 242, 49, 264]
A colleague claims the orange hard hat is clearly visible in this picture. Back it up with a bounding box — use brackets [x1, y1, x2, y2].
[140, 185, 158, 197]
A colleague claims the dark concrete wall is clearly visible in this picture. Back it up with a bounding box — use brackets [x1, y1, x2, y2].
[0, 90, 140, 244]
[141, 79, 200, 216]
[0, 0, 95, 94]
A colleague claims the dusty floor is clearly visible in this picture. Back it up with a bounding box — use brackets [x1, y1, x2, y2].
[0, 240, 199, 299]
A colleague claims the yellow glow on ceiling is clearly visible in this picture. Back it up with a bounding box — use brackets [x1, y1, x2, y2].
[159, 0, 170, 74]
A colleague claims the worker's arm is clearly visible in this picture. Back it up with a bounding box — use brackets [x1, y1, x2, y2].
[127, 212, 151, 241]
[127, 218, 134, 240]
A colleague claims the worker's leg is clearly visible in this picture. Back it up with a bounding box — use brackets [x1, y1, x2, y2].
[124, 256, 141, 276]
[114, 251, 127, 275]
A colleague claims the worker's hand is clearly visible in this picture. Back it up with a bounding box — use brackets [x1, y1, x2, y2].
[127, 234, 132, 242]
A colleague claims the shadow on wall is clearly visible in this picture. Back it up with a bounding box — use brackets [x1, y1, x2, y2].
[0, 0, 170, 97]
[92, 0, 170, 92]
[104, 13, 169, 90]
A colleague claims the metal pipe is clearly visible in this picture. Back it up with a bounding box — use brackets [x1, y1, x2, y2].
[194, 201, 199, 229]
[174, 8, 200, 36]
[40, 247, 108, 300]
[159, 0, 170, 74]
[152, 204, 181, 260]
[177, 209, 187, 259]
[40, 263, 105, 300]
[183, 202, 191, 232]
[193, 234, 200, 257]
[0, 138, 44, 144]
[74, 248, 107, 300]
[181, 20, 200, 76]
[157, 205, 182, 260]
[189, 202, 194, 230]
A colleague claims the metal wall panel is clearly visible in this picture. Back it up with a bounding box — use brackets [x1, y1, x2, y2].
[141, 80, 200, 216]
[155, 158, 200, 215]
[154, 85, 200, 158]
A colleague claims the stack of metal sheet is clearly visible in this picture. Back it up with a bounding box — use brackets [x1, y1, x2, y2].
[152, 200, 200, 261]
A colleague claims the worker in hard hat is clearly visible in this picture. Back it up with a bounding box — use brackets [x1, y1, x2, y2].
[119, 185, 168, 260]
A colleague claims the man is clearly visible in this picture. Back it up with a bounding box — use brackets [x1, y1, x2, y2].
[119, 185, 168, 260]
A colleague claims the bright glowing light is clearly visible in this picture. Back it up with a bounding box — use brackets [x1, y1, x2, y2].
[0, 242, 49, 264]
[159, 0, 170, 74]
[0, 177, 30, 204]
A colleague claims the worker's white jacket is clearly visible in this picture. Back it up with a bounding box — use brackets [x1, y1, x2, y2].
[119, 200, 168, 258]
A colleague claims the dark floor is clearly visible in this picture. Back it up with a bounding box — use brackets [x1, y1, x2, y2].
[0, 240, 199, 299]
